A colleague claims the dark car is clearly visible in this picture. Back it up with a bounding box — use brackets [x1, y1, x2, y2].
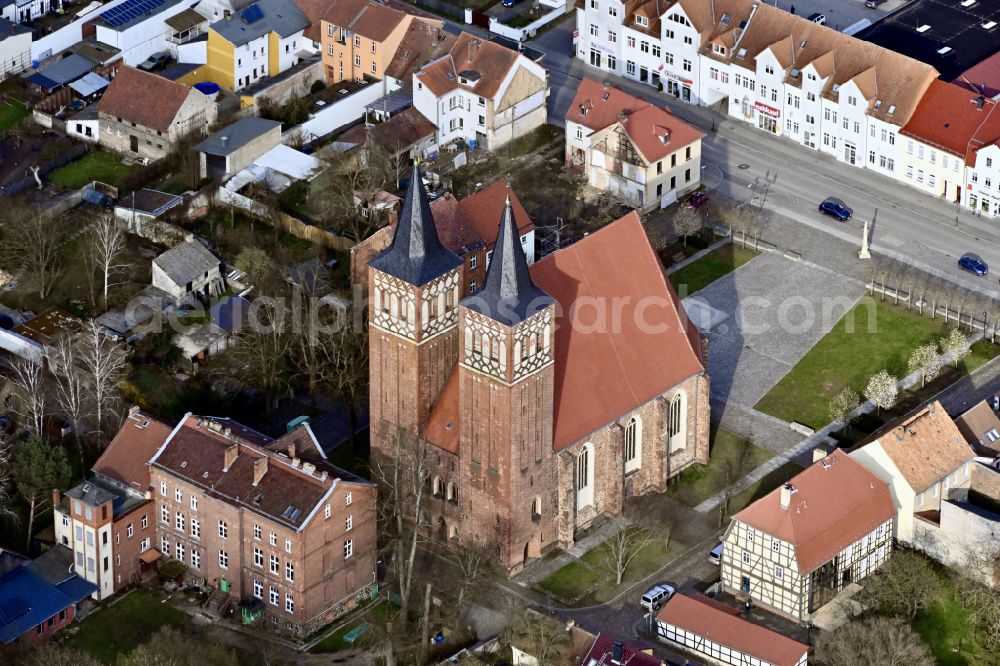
[682, 191, 710, 209]
[865, 0, 886, 7]
[818, 197, 853, 221]
[502, 0, 517, 6]
[958, 253, 989, 276]
[138, 52, 169, 71]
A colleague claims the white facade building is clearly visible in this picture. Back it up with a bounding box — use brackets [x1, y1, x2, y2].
[0, 19, 30, 80]
[95, 0, 199, 66]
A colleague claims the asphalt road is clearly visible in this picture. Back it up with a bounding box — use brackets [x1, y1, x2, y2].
[530, 17, 1000, 300]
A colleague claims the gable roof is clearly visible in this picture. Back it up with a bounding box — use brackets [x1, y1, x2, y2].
[580, 633, 662, 666]
[566, 78, 703, 163]
[900, 80, 1000, 159]
[459, 179, 534, 249]
[340, 107, 436, 157]
[97, 66, 198, 132]
[429, 192, 485, 255]
[954, 50, 1000, 100]
[153, 240, 222, 286]
[349, 2, 408, 42]
[424, 211, 705, 452]
[196, 116, 282, 156]
[0, 565, 96, 644]
[955, 400, 1000, 456]
[211, 0, 309, 46]
[293, 0, 337, 41]
[862, 401, 975, 493]
[94, 410, 173, 490]
[414, 32, 523, 101]
[656, 594, 809, 666]
[733, 452, 895, 574]
[385, 20, 455, 81]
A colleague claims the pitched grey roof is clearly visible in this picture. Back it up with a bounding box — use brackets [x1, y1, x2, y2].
[65, 479, 117, 508]
[370, 163, 462, 286]
[154, 240, 221, 286]
[196, 116, 281, 156]
[462, 196, 552, 326]
[210, 0, 309, 46]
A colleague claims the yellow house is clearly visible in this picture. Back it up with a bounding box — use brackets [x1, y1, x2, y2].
[178, 0, 310, 92]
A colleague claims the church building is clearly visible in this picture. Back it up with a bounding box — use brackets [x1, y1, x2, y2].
[368, 165, 710, 572]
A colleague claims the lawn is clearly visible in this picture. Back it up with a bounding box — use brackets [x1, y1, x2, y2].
[669, 244, 757, 296]
[68, 590, 188, 662]
[666, 428, 774, 508]
[312, 601, 398, 652]
[754, 297, 981, 430]
[50, 151, 133, 189]
[0, 98, 28, 133]
[912, 576, 989, 665]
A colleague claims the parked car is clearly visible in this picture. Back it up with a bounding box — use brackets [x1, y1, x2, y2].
[818, 197, 853, 221]
[138, 52, 169, 71]
[865, 0, 886, 7]
[958, 253, 989, 276]
[502, 0, 518, 6]
[682, 191, 710, 209]
[808, 12, 826, 24]
[709, 543, 723, 565]
[640, 583, 676, 611]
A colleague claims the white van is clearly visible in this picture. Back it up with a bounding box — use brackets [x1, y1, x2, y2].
[709, 543, 723, 565]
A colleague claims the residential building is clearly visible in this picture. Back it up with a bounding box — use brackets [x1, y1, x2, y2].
[152, 239, 226, 305]
[339, 106, 437, 160]
[369, 165, 709, 573]
[5, 0, 48, 24]
[95, 0, 199, 66]
[298, 0, 442, 85]
[851, 401, 975, 545]
[960, 104, 1000, 218]
[656, 593, 809, 666]
[413, 32, 548, 151]
[898, 81, 997, 203]
[955, 399, 1000, 457]
[53, 409, 168, 599]
[565, 78, 703, 209]
[0, 547, 96, 646]
[575, 0, 936, 180]
[181, 0, 311, 92]
[0, 18, 30, 80]
[580, 633, 664, 666]
[383, 19, 456, 85]
[722, 451, 895, 621]
[196, 116, 283, 180]
[953, 50, 1000, 100]
[96, 66, 217, 162]
[148, 415, 378, 635]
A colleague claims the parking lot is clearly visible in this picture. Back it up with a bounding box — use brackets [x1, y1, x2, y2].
[771, 0, 900, 33]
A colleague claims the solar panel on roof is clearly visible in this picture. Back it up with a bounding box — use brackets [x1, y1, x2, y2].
[100, 0, 167, 27]
[241, 4, 263, 23]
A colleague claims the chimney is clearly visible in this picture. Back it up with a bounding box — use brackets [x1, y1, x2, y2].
[780, 483, 795, 510]
[287, 441, 296, 458]
[224, 8, 231, 20]
[52, 488, 62, 508]
[129, 404, 140, 417]
[224, 443, 238, 471]
[221, 136, 228, 147]
[252, 457, 268, 486]
[612, 640, 624, 664]
[812, 448, 827, 463]
[320, 470, 328, 481]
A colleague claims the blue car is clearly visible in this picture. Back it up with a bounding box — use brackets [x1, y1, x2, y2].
[818, 197, 853, 221]
[958, 253, 989, 276]
[502, 0, 516, 6]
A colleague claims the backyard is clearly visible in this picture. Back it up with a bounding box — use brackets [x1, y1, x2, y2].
[912, 575, 990, 665]
[669, 244, 758, 296]
[67, 590, 188, 662]
[50, 150, 133, 189]
[754, 297, 999, 429]
[0, 98, 28, 133]
[311, 600, 398, 652]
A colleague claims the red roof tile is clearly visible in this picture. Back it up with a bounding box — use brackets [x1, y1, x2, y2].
[656, 593, 808, 666]
[93, 411, 173, 491]
[96, 66, 200, 133]
[458, 179, 533, 250]
[580, 633, 661, 666]
[566, 78, 703, 163]
[429, 192, 485, 254]
[953, 50, 1000, 99]
[414, 32, 521, 101]
[425, 211, 705, 453]
[900, 80, 1000, 159]
[733, 453, 895, 574]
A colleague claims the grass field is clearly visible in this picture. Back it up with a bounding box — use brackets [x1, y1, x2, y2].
[754, 297, 986, 429]
[669, 244, 757, 296]
[312, 601, 398, 652]
[68, 590, 188, 662]
[912, 576, 989, 665]
[667, 429, 774, 508]
[0, 99, 28, 133]
[50, 151, 133, 189]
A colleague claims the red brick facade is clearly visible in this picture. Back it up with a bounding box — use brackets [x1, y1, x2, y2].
[14, 604, 76, 647]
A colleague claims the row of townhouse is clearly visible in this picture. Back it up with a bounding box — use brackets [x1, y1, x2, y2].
[574, 0, 1000, 219]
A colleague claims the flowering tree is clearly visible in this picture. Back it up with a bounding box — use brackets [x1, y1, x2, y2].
[908, 343, 944, 388]
[864, 370, 898, 414]
[941, 328, 972, 369]
[829, 386, 861, 435]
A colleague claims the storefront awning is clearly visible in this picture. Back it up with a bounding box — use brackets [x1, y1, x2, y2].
[139, 549, 162, 563]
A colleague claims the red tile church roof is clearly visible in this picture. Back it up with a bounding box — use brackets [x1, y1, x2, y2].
[424, 211, 705, 453]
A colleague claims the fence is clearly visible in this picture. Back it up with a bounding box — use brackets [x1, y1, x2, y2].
[0, 143, 89, 197]
[413, 0, 465, 19]
[216, 187, 355, 251]
[488, 6, 566, 40]
[867, 282, 1000, 341]
[290, 78, 399, 145]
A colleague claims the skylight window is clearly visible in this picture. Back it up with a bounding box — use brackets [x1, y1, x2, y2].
[737, 47, 747, 57]
[721, 12, 731, 24]
[916, 24, 931, 33]
[937, 46, 952, 55]
[874, 99, 882, 109]
[983, 21, 997, 29]
[887, 104, 896, 115]
[961, 0, 976, 7]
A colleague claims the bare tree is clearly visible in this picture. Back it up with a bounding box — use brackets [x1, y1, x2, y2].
[0, 442, 16, 524]
[599, 519, 652, 585]
[672, 207, 702, 247]
[47, 334, 91, 465]
[956, 576, 1000, 651]
[829, 386, 861, 435]
[83, 213, 127, 309]
[815, 616, 933, 666]
[228, 298, 293, 415]
[0, 204, 66, 299]
[907, 343, 943, 388]
[77, 321, 128, 439]
[235, 246, 277, 288]
[718, 435, 756, 528]
[858, 550, 939, 620]
[720, 207, 751, 248]
[508, 610, 571, 666]
[864, 369, 898, 414]
[372, 425, 432, 618]
[449, 539, 493, 611]
[10, 356, 47, 437]
[312, 136, 394, 242]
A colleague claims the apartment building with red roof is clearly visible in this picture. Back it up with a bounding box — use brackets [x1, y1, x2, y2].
[722, 451, 895, 621]
[147, 414, 377, 636]
[566, 78, 704, 210]
[369, 165, 709, 573]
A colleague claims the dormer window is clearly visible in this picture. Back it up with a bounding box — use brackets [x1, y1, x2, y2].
[713, 44, 725, 55]
[636, 15, 648, 26]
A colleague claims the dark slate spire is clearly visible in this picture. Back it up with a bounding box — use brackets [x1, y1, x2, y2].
[463, 195, 552, 326]
[370, 163, 462, 286]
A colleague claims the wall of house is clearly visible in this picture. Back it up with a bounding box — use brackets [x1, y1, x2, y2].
[177, 30, 235, 90]
[295, 77, 398, 142]
[67, 116, 100, 143]
[0, 32, 31, 80]
[56, 496, 115, 600]
[94, 2, 193, 66]
[240, 58, 323, 111]
[111, 501, 155, 592]
[966, 144, 1000, 217]
[14, 603, 76, 646]
[898, 135, 965, 201]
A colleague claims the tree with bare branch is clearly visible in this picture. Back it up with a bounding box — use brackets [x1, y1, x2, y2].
[0, 203, 66, 299]
[449, 539, 493, 611]
[47, 334, 91, 466]
[0, 442, 16, 524]
[228, 298, 293, 415]
[82, 213, 127, 309]
[599, 519, 652, 585]
[672, 207, 702, 247]
[815, 616, 933, 666]
[10, 356, 47, 437]
[77, 320, 128, 439]
[312, 136, 394, 242]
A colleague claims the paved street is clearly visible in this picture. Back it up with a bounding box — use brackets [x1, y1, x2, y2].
[530, 18, 1000, 302]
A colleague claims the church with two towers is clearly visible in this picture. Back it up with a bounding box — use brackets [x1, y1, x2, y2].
[367, 166, 710, 573]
